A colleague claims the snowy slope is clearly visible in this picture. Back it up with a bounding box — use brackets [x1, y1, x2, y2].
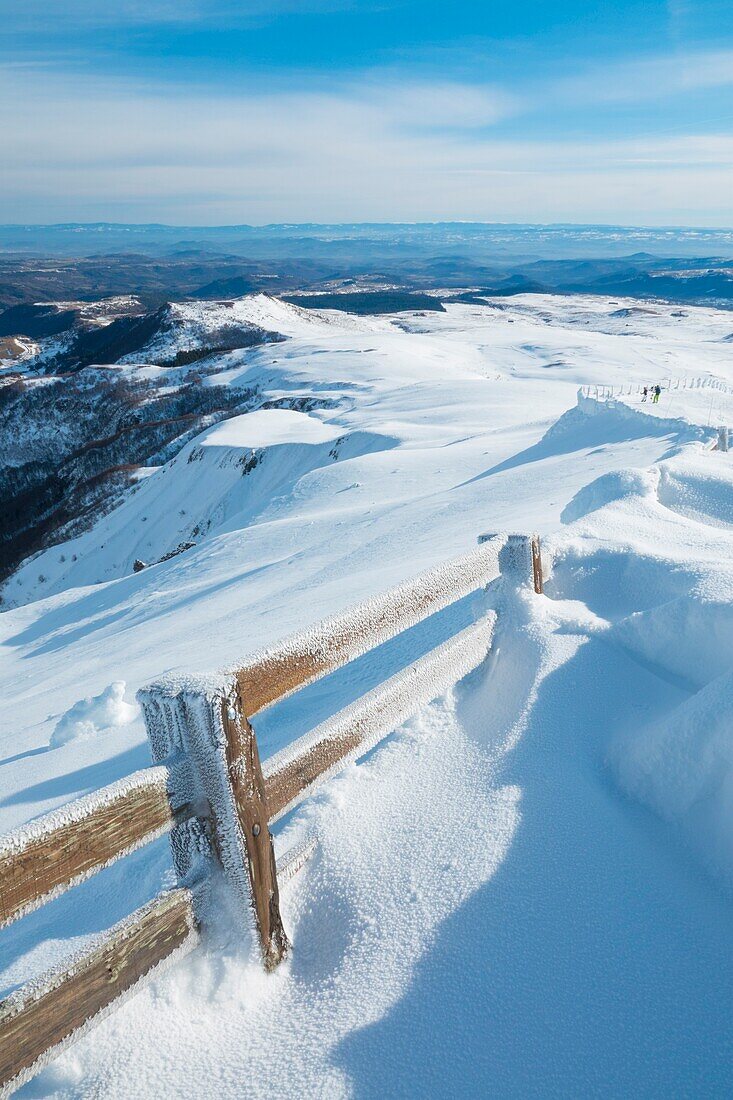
[2, 410, 396, 602]
[1, 293, 732, 1098]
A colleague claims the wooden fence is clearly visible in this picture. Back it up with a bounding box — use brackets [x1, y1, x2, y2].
[0, 532, 542, 1093]
[578, 375, 732, 399]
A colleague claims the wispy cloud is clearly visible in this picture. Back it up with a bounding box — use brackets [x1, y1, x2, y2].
[2, 1, 368, 30]
[552, 48, 733, 106]
[0, 65, 515, 170]
[2, 61, 732, 225]
[356, 80, 517, 129]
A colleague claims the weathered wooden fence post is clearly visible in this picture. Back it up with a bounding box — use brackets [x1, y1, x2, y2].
[530, 534, 544, 594]
[479, 532, 543, 593]
[219, 683, 289, 970]
[138, 678, 289, 971]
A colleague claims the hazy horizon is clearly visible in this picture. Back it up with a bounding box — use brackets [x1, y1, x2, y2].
[2, 218, 733, 230]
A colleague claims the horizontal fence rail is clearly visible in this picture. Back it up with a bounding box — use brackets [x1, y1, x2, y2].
[0, 532, 543, 1093]
[263, 612, 496, 823]
[139, 532, 538, 969]
[0, 767, 181, 930]
[0, 889, 198, 1095]
[234, 535, 507, 717]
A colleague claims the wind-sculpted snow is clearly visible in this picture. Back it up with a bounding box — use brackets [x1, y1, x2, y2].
[574, 389, 714, 447]
[610, 669, 733, 884]
[547, 440, 733, 895]
[657, 452, 733, 528]
[561, 467, 658, 524]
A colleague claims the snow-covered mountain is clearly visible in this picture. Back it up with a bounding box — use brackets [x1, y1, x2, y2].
[1, 292, 732, 1097]
[0, 297, 311, 583]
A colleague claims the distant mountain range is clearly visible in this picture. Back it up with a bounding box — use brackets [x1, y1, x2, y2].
[0, 222, 732, 312]
[1, 221, 733, 260]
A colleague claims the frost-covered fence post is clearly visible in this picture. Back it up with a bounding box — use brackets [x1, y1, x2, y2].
[219, 684, 289, 969]
[138, 679, 289, 970]
[530, 534, 544, 594]
[478, 532, 543, 593]
[718, 426, 729, 453]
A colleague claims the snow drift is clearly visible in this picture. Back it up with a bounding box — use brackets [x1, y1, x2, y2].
[611, 670, 733, 883]
[50, 682, 138, 749]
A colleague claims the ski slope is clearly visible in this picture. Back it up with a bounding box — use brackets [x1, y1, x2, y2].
[0, 294, 732, 1097]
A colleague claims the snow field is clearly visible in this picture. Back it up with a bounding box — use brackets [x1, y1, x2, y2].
[1, 292, 732, 1097]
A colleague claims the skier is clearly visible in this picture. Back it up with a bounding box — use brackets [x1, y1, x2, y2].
[642, 386, 648, 402]
[653, 384, 661, 403]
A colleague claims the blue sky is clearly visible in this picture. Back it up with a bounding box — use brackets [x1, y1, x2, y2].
[2, 0, 733, 224]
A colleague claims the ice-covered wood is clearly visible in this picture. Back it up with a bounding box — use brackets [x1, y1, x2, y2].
[264, 612, 497, 823]
[138, 685, 281, 967]
[0, 766, 183, 930]
[531, 535, 544, 595]
[478, 531, 541, 593]
[137, 540, 508, 969]
[233, 535, 506, 716]
[277, 834, 319, 886]
[0, 888, 197, 1094]
[220, 691, 289, 970]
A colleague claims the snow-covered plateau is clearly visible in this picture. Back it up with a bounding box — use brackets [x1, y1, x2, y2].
[1, 293, 732, 1097]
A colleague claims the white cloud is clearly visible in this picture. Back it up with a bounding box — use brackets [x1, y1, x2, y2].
[364, 81, 517, 129]
[1, 64, 732, 225]
[553, 48, 733, 106]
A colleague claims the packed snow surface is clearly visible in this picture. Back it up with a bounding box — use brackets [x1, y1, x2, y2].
[1, 293, 732, 1097]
